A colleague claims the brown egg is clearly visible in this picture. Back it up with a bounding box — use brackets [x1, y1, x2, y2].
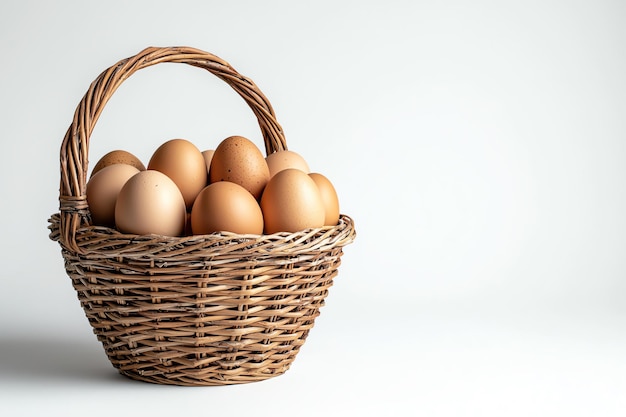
[309, 173, 340, 226]
[265, 150, 310, 178]
[91, 150, 145, 178]
[209, 136, 270, 200]
[185, 212, 193, 236]
[260, 168, 325, 234]
[201, 150, 215, 176]
[148, 139, 208, 210]
[115, 170, 186, 236]
[191, 181, 264, 235]
[86, 164, 140, 227]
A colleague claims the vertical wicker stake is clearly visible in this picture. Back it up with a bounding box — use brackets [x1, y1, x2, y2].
[48, 46, 356, 386]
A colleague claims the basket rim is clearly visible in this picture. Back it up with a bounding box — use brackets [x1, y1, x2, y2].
[49, 212, 356, 258]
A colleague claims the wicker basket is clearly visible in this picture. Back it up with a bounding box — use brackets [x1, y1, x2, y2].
[47, 46, 356, 386]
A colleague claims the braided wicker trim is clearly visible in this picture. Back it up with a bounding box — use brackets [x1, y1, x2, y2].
[49, 213, 355, 258]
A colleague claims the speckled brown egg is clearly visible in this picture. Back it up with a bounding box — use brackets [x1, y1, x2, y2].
[148, 139, 207, 210]
[91, 149, 145, 178]
[209, 136, 270, 200]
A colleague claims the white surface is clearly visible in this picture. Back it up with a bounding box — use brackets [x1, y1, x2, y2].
[2, 1, 626, 416]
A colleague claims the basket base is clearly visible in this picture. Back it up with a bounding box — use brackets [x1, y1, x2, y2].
[117, 367, 289, 386]
[101, 337, 300, 386]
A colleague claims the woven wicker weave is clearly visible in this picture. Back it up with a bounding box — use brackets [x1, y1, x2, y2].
[48, 46, 356, 386]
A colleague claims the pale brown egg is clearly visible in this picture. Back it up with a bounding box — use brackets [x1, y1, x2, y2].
[209, 136, 270, 200]
[91, 150, 145, 178]
[265, 150, 310, 178]
[148, 139, 207, 210]
[86, 164, 140, 227]
[309, 173, 340, 226]
[260, 168, 325, 234]
[201, 150, 215, 176]
[191, 181, 263, 235]
[115, 170, 186, 236]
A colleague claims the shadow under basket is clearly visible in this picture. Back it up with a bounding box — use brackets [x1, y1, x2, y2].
[48, 46, 356, 386]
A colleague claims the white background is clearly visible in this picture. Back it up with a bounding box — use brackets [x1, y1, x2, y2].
[1, 0, 625, 415]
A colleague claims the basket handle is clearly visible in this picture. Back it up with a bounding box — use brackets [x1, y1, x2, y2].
[58, 46, 287, 254]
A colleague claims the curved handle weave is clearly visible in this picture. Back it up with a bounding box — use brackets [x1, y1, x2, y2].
[58, 46, 287, 253]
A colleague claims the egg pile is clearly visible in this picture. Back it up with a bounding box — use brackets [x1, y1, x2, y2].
[86, 136, 340, 236]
